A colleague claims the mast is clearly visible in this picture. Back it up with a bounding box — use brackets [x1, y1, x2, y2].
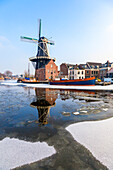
[28, 62, 30, 77]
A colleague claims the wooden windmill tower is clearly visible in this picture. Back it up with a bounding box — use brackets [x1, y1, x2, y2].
[21, 19, 57, 80]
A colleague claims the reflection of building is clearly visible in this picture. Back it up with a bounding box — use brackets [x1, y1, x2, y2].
[30, 88, 58, 125]
[59, 89, 95, 101]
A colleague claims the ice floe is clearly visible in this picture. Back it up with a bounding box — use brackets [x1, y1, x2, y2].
[66, 117, 113, 170]
[0, 137, 56, 170]
[102, 108, 108, 112]
[73, 112, 79, 115]
[62, 111, 71, 116]
[80, 110, 88, 113]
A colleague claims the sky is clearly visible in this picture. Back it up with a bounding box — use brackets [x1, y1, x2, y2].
[0, 0, 113, 75]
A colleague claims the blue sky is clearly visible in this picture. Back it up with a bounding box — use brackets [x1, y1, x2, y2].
[0, 0, 113, 75]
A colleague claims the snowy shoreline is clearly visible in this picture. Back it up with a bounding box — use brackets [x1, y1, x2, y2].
[1, 81, 113, 91]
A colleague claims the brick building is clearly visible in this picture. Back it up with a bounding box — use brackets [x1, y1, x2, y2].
[99, 68, 110, 80]
[60, 63, 77, 79]
[85, 62, 101, 79]
[35, 59, 58, 81]
[60, 63, 68, 78]
[107, 68, 113, 78]
[85, 69, 99, 78]
[60, 61, 113, 80]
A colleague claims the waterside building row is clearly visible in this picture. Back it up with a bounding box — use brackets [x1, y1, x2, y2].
[60, 60, 113, 81]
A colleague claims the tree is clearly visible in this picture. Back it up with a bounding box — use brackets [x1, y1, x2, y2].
[4, 70, 12, 77]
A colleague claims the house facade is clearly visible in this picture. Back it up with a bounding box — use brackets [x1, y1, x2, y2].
[68, 68, 85, 80]
[107, 68, 113, 78]
[60, 60, 113, 80]
[60, 63, 76, 79]
[85, 69, 99, 78]
[35, 59, 58, 81]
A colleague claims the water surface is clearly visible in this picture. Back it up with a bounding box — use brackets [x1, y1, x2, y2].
[0, 83, 113, 169]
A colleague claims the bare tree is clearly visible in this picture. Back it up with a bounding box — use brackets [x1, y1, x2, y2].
[4, 70, 12, 77]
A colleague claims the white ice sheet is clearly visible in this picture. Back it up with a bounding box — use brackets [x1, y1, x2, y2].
[0, 137, 56, 170]
[66, 117, 113, 170]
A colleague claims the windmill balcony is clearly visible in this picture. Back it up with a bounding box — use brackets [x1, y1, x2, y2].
[29, 56, 56, 62]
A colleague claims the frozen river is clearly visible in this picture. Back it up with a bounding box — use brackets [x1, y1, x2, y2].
[0, 81, 113, 169]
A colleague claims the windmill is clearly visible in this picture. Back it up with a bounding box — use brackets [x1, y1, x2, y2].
[21, 19, 55, 79]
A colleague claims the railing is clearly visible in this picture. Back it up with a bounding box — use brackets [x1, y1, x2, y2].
[29, 56, 56, 61]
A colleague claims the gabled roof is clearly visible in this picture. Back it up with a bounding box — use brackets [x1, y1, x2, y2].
[87, 62, 102, 66]
[107, 68, 113, 74]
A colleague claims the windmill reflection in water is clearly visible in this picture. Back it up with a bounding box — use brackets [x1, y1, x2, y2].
[30, 88, 58, 125]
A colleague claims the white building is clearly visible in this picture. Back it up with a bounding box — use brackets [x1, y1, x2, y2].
[68, 67, 85, 80]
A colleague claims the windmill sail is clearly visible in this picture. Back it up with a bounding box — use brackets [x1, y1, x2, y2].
[20, 36, 38, 43]
[39, 19, 41, 39]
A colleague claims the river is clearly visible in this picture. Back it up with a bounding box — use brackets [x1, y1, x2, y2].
[0, 81, 113, 169]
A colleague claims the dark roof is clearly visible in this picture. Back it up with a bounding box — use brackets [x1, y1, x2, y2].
[60, 63, 77, 68]
[79, 64, 88, 69]
[107, 68, 113, 74]
[87, 62, 102, 66]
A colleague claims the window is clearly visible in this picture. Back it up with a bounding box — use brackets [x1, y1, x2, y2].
[96, 71, 98, 74]
[79, 77, 81, 79]
[82, 71, 83, 74]
[51, 64, 53, 68]
[87, 71, 89, 74]
[48, 70, 49, 73]
[54, 70, 56, 73]
[78, 71, 80, 74]
[92, 71, 93, 74]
